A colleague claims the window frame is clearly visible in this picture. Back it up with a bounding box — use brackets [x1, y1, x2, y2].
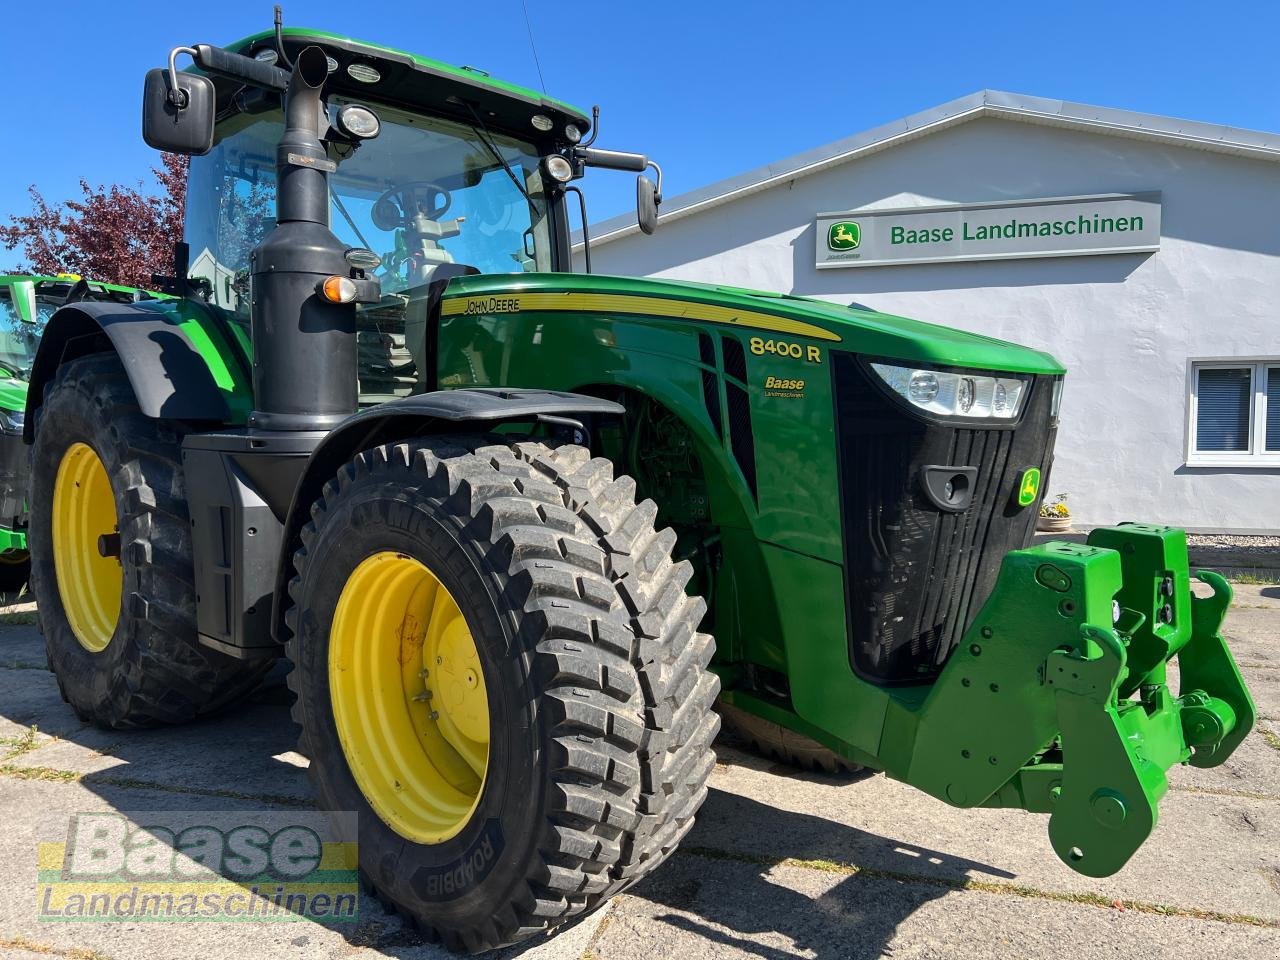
[1185, 357, 1280, 467]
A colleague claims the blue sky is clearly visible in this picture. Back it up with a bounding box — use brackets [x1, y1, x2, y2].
[1, 0, 1277, 243]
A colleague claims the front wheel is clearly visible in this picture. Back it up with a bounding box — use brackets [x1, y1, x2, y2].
[29, 353, 274, 727]
[286, 438, 719, 952]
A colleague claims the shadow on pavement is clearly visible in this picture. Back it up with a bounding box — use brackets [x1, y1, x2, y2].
[630, 787, 1013, 960]
[12, 635, 1007, 957]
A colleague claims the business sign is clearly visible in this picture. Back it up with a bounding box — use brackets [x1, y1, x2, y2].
[815, 193, 1161, 269]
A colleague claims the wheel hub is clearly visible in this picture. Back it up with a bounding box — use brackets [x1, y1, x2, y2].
[329, 551, 490, 844]
[51, 442, 121, 653]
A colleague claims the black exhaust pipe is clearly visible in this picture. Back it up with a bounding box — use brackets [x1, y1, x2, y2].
[248, 45, 356, 432]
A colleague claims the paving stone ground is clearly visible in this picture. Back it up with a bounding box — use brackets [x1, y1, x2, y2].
[1, 588, 1277, 960]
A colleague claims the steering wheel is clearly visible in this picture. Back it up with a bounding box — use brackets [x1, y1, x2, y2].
[371, 180, 453, 231]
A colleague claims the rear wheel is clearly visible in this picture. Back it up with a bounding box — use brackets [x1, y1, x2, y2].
[286, 437, 719, 952]
[29, 353, 274, 727]
[718, 702, 862, 776]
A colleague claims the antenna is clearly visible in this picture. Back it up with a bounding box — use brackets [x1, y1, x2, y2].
[520, 0, 546, 93]
[274, 5, 293, 69]
[579, 105, 601, 147]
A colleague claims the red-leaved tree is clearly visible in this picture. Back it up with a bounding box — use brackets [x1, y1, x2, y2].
[0, 154, 188, 290]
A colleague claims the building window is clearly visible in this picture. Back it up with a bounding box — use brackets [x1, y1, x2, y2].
[1187, 360, 1280, 465]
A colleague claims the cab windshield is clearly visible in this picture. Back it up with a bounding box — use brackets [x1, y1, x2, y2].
[186, 101, 551, 401]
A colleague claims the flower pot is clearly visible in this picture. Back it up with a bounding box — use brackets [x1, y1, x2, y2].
[1037, 516, 1072, 533]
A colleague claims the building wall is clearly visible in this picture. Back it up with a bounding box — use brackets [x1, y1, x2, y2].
[585, 117, 1280, 532]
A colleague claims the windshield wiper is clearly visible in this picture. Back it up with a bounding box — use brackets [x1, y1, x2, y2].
[463, 103, 541, 223]
[331, 189, 374, 252]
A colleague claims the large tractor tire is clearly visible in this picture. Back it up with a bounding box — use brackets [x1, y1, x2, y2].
[28, 353, 274, 727]
[718, 702, 862, 776]
[286, 438, 719, 952]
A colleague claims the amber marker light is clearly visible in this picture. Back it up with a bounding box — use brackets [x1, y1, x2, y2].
[320, 276, 357, 303]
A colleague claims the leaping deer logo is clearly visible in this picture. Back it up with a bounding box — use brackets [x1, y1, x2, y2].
[828, 221, 861, 250]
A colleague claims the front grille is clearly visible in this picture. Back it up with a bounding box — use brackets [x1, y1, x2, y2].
[832, 353, 1057, 684]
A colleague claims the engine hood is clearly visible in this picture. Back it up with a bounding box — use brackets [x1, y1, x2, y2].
[442, 273, 1065, 376]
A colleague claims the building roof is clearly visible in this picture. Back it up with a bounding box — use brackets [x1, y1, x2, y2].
[584, 89, 1280, 247]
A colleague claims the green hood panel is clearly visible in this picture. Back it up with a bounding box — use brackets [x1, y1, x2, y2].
[444, 273, 1064, 376]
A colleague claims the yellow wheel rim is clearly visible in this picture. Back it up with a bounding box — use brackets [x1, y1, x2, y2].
[52, 442, 121, 653]
[330, 551, 490, 843]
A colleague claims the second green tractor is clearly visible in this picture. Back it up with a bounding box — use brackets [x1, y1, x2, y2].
[0, 274, 155, 601]
[26, 19, 1255, 952]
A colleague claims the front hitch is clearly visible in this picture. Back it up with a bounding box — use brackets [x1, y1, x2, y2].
[903, 524, 1255, 877]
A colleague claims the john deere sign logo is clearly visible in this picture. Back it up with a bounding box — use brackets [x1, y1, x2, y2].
[827, 221, 860, 251]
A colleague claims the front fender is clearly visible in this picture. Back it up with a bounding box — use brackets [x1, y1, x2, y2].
[24, 299, 252, 441]
[269, 388, 624, 641]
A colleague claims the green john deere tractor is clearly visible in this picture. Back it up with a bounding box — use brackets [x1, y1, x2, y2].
[25, 20, 1255, 952]
[0, 275, 156, 601]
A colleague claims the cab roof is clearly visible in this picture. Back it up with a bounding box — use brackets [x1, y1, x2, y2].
[223, 28, 590, 147]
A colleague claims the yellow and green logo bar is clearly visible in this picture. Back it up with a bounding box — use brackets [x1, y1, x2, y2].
[440, 292, 842, 342]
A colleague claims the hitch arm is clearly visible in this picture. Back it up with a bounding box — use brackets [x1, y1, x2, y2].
[898, 525, 1255, 878]
[1040, 625, 1176, 876]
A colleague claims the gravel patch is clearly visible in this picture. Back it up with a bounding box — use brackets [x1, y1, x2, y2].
[1188, 534, 1280, 553]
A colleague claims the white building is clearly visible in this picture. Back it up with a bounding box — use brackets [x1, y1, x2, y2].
[581, 91, 1280, 533]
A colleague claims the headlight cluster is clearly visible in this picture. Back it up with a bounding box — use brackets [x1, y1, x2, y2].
[0, 408, 23, 431]
[870, 362, 1028, 420]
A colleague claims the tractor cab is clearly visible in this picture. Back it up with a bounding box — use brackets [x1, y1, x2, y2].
[177, 30, 649, 405]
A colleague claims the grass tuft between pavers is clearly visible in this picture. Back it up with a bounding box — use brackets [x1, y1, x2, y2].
[0, 934, 113, 960]
[676, 846, 1280, 928]
[1260, 725, 1280, 754]
[1169, 782, 1279, 802]
[0, 725, 41, 761]
[0, 762, 312, 807]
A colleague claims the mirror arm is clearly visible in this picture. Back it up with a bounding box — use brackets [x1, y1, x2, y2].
[192, 44, 290, 92]
[646, 160, 663, 205]
[166, 46, 198, 107]
[574, 146, 648, 172]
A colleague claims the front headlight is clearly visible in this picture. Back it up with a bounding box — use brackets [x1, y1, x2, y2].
[0, 408, 23, 431]
[870, 362, 1028, 420]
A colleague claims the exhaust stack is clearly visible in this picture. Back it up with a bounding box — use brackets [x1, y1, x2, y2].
[249, 45, 356, 432]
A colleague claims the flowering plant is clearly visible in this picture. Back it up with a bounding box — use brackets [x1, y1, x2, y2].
[1039, 494, 1070, 519]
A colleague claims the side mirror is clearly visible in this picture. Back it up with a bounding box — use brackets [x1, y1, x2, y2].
[142, 67, 215, 156]
[637, 174, 661, 236]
